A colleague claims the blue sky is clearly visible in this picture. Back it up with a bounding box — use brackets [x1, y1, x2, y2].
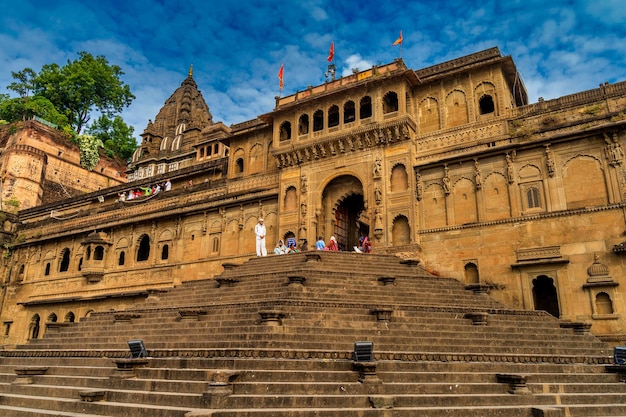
[1, 0, 625, 141]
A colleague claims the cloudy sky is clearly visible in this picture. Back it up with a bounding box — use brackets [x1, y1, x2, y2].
[1, 0, 625, 141]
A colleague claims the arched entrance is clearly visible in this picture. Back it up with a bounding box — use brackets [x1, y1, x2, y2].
[334, 194, 368, 251]
[321, 175, 368, 251]
[532, 275, 560, 318]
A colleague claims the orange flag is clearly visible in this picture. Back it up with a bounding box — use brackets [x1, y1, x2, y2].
[327, 41, 334, 62]
[278, 64, 284, 90]
[392, 30, 403, 46]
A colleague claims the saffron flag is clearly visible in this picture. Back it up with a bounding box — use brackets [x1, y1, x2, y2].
[278, 64, 284, 90]
[327, 41, 334, 62]
[392, 30, 403, 46]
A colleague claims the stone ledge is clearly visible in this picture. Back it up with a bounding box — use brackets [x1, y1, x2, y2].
[496, 373, 531, 394]
[532, 407, 564, 417]
[465, 283, 490, 294]
[370, 308, 393, 322]
[352, 361, 380, 383]
[377, 276, 396, 286]
[178, 309, 208, 321]
[464, 312, 489, 325]
[111, 358, 150, 379]
[13, 366, 48, 384]
[606, 364, 626, 382]
[114, 313, 142, 322]
[79, 390, 106, 402]
[559, 321, 592, 334]
[258, 310, 286, 325]
[215, 277, 239, 287]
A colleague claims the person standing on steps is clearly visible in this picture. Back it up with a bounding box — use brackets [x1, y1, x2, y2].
[255, 218, 267, 257]
[326, 236, 338, 251]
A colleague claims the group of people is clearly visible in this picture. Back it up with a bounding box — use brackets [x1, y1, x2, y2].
[255, 218, 303, 257]
[255, 218, 371, 257]
[315, 235, 371, 253]
[315, 236, 338, 251]
[117, 179, 172, 202]
[273, 239, 299, 255]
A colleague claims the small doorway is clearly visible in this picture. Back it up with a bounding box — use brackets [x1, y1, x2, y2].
[532, 275, 560, 318]
[29, 314, 41, 340]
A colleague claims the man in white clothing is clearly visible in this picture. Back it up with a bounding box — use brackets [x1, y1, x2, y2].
[254, 218, 267, 256]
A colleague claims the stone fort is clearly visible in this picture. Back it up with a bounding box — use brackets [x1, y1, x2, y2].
[1, 46, 626, 346]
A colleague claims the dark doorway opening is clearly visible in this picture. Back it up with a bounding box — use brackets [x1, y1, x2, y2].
[334, 194, 368, 251]
[532, 275, 560, 318]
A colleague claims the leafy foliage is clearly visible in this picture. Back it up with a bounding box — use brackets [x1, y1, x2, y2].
[86, 114, 137, 160]
[30, 52, 135, 133]
[76, 134, 104, 171]
[7, 68, 37, 98]
[0, 95, 68, 126]
[3, 52, 138, 160]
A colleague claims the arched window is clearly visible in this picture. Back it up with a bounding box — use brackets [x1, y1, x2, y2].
[392, 215, 411, 245]
[94, 246, 104, 261]
[85, 246, 91, 261]
[328, 105, 339, 128]
[235, 158, 244, 174]
[479, 94, 495, 114]
[118, 251, 125, 266]
[284, 186, 298, 211]
[344, 101, 356, 123]
[65, 312, 75, 323]
[527, 187, 541, 208]
[17, 264, 24, 282]
[44, 263, 51, 276]
[212, 236, 220, 253]
[279, 121, 292, 141]
[445, 90, 469, 127]
[313, 110, 324, 132]
[464, 262, 479, 284]
[419, 97, 440, 133]
[298, 114, 309, 135]
[59, 248, 71, 272]
[161, 244, 169, 260]
[47, 313, 57, 323]
[382, 91, 399, 114]
[360, 96, 372, 119]
[390, 164, 409, 192]
[137, 235, 151, 262]
[78, 257, 83, 271]
[596, 292, 614, 315]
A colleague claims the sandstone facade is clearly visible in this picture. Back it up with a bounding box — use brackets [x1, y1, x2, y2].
[1, 46, 625, 347]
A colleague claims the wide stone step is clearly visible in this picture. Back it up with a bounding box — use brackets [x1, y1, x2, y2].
[185, 405, 535, 417]
[0, 392, 203, 417]
[0, 404, 109, 417]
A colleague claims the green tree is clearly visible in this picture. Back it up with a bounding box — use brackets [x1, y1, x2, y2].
[0, 95, 68, 126]
[86, 114, 137, 160]
[7, 68, 37, 98]
[5, 52, 137, 160]
[24, 52, 135, 134]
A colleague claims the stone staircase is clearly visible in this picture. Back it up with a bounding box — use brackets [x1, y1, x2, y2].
[1, 251, 625, 416]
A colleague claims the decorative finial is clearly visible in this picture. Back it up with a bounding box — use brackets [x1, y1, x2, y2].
[188, 64, 193, 77]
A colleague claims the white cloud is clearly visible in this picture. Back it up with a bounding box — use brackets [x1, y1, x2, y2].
[341, 54, 374, 77]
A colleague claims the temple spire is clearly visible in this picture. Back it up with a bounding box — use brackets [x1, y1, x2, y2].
[188, 64, 193, 77]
